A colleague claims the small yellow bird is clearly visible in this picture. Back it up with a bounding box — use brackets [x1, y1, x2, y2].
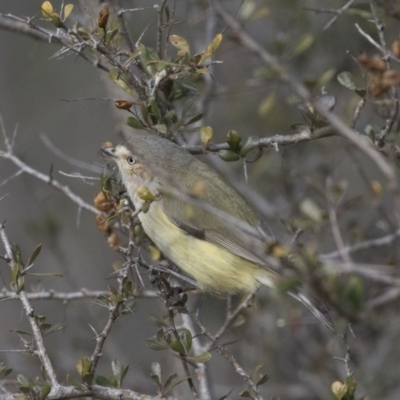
[102, 134, 332, 330]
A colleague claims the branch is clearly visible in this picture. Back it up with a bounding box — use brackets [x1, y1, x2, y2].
[0, 384, 177, 400]
[184, 125, 336, 154]
[0, 223, 59, 389]
[0, 150, 99, 215]
[0, 289, 158, 302]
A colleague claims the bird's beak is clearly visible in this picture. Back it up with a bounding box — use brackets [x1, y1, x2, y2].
[101, 147, 117, 159]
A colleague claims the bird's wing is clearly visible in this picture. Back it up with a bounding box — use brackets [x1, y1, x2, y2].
[164, 198, 281, 276]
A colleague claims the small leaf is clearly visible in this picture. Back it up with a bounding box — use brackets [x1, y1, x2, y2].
[95, 375, 114, 388]
[111, 359, 126, 387]
[148, 245, 161, 261]
[82, 372, 94, 385]
[41, 381, 51, 400]
[11, 243, 24, 266]
[238, 390, 252, 398]
[240, 136, 260, 157]
[198, 33, 223, 65]
[144, 339, 169, 351]
[170, 338, 186, 355]
[150, 362, 162, 386]
[200, 126, 213, 146]
[169, 35, 190, 54]
[226, 130, 242, 152]
[67, 374, 81, 387]
[188, 352, 211, 363]
[331, 381, 347, 400]
[163, 373, 178, 392]
[108, 70, 134, 95]
[41, 1, 54, 18]
[153, 124, 167, 134]
[127, 116, 144, 129]
[293, 33, 314, 55]
[27, 244, 42, 266]
[76, 357, 92, 377]
[258, 92, 276, 116]
[218, 150, 240, 162]
[63, 4, 74, 21]
[299, 198, 324, 223]
[337, 71, 360, 91]
[184, 113, 203, 126]
[180, 329, 192, 353]
[257, 373, 269, 386]
[137, 186, 156, 202]
[345, 376, 357, 395]
[0, 363, 12, 379]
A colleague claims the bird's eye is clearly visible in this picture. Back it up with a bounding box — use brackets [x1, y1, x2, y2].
[127, 156, 136, 165]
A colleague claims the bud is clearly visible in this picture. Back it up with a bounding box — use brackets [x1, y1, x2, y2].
[97, 8, 110, 30]
[115, 100, 133, 110]
[94, 191, 113, 212]
[107, 232, 120, 251]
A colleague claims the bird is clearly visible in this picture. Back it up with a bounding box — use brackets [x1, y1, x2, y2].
[101, 133, 333, 330]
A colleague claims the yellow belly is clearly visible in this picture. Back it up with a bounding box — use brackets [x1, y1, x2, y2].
[139, 205, 266, 294]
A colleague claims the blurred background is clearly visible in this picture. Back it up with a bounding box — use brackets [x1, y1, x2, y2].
[1, 1, 400, 399]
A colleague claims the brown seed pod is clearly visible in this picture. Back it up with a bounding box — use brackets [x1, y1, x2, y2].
[94, 191, 114, 213]
[95, 214, 109, 232]
[115, 100, 133, 110]
[392, 40, 400, 58]
[97, 7, 110, 30]
[107, 232, 120, 251]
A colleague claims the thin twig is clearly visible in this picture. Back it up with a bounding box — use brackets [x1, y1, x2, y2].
[0, 289, 158, 302]
[189, 310, 264, 400]
[0, 223, 59, 389]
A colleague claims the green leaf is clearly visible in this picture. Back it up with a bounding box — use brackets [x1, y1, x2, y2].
[127, 116, 144, 129]
[258, 92, 276, 116]
[27, 244, 42, 266]
[0, 363, 12, 379]
[345, 376, 357, 395]
[257, 373, 269, 386]
[95, 375, 114, 388]
[299, 198, 324, 223]
[76, 357, 92, 377]
[218, 150, 240, 162]
[41, 381, 51, 400]
[337, 71, 360, 91]
[240, 136, 260, 157]
[169, 35, 190, 54]
[82, 372, 94, 385]
[67, 374, 81, 387]
[63, 4, 74, 21]
[111, 359, 128, 387]
[108, 70, 134, 95]
[153, 124, 167, 134]
[239, 390, 252, 398]
[11, 243, 24, 266]
[144, 339, 169, 351]
[170, 338, 186, 355]
[200, 126, 213, 146]
[163, 373, 178, 392]
[226, 130, 242, 152]
[198, 33, 223, 65]
[180, 329, 192, 353]
[188, 352, 211, 363]
[293, 33, 314, 55]
[184, 113, 203, 126]
[150, 362, 162, 387]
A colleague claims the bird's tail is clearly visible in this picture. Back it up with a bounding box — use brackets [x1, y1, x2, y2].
[288, 291, 334, 331]
[257, 274, 334, 330]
